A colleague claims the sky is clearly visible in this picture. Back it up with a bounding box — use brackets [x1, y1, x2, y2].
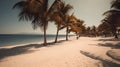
[0, 0, 111, 34]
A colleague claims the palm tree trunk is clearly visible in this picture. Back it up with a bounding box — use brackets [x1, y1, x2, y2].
[111, 25, 118, 39]
[118, 30, 120, 35]
[66, 26, 69, 41]
[55, 26, 59, 43]
[43, 23, 47, 46]
[114, 30, 118, 39]
[114, 33, 118, 38]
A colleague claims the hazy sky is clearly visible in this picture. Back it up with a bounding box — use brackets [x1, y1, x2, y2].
[0, 0, 111, 34]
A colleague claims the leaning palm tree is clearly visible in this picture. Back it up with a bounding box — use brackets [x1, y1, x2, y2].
[65, 15, 72, 41]
[13, 0, 60, 45]
[57, 2, 73, 41]
[67, 15, 84, 38]
[50, 1, 73, 42]
[50, 11, 64, 43]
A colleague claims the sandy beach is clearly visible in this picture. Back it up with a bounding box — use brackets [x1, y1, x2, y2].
[0, 37, 120, 67]
[1, 0, 120, 67]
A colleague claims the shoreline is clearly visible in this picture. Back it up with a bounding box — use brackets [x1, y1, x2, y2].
[0, 36, 75, 48]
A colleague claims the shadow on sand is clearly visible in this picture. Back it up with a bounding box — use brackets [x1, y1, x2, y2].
[98, 38, 120, 41]
[80, 50, 120, 67]
[0, 40, 66, 61]
[106, 50, 120, 62]
[90, 42, 120, 62]
[97, 43, 120, 49]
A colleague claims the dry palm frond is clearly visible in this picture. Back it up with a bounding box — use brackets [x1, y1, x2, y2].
[111, 0, 120, 9]
[103, 10, 120, 16]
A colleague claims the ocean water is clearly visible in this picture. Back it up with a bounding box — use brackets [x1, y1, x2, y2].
[0, 34, 69, 47]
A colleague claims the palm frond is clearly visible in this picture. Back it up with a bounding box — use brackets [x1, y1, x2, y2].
[31, 16, 45, 30]
[103, 10, 120, 16]
[51, 12, 64, 26]
[18, 9, 34, 21]
[111, 0, 120, 9]
[13, 1, 26, 9]
[63, 4, 73, 14]
[48, 0, 61, 14]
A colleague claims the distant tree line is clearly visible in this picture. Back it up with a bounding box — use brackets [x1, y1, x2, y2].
[80, 0, 120, 38]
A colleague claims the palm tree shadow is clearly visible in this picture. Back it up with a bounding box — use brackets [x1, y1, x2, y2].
[0, 40, 66, 61]
[106, 50, 120, 62]
[35, 40, 67, 48]
[97, 43, 120, 49]
[98, 38, 120, 41]
[80, 50, 120, 67]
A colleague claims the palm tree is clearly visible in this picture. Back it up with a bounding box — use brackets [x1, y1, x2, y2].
[50, 1, 73, 42]
[80, 24, 86, 35]
[76, 19, 84, 37]
[102, 0, 120, 38]
[59, 2, 73, 41]
[65, 14, 79, 40]
[13, 0, 60, 45]
[86, 26, 91, 36]
[91, 25, 97, 37]
[50, 11, 64, 43]
[103, 10, 120, 38]
[67, 15, 84, 39]
[65, 15, 72, 41]
[98, 21, 111, 37]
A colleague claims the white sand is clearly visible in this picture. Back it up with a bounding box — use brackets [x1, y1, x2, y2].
[0, 37, 120, 67]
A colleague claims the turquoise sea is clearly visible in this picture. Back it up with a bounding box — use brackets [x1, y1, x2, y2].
[0, 34, 71, 47]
